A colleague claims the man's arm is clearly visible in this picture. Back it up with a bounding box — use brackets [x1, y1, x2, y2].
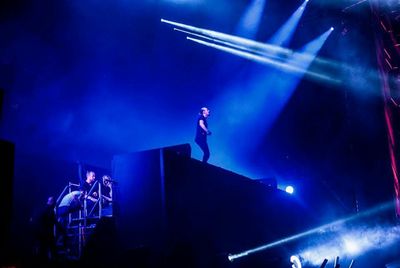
[199, 120, 208, 133]
[86, 194, 98, 202]
[102, 185, 113, 202]
[199, 120, 211, 135]
[102, 195, 112, 202]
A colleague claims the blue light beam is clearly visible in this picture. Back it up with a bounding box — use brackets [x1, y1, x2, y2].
[288, 27, 334, 71]
[228, 201, 394, 262]
[269, 0, 310, 47]
[186, 36, 338, 83]
[235, 0, 267, 39]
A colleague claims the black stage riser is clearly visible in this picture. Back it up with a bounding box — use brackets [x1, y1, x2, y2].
[111, 144, 316, 267]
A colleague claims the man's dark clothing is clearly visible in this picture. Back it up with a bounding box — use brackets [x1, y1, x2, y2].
[80, 180, 93, 193]
[36, 204, 58, 261]
[195, 114, 210, 163]
[80, 180, 98, 216]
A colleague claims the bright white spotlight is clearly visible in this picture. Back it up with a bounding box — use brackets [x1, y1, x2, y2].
[343, 237, 360, 255]
[290, 255, 302, 268]
[228, 202, 396, 263]
[330, 27, 334, 31]
[285, 185, 294, 194]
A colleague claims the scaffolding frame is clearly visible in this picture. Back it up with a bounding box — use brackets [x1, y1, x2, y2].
[55, 181, 104, 259]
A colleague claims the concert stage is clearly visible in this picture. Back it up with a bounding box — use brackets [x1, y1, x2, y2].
[92, 144, 320, 267]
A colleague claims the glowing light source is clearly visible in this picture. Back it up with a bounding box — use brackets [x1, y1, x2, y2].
[299, 224, 400, 266]
[343, 237, 360, 255]
[285, 185, 294, 194]
[290, 255, 302, 268]
[227, 202, 395, 262]
[330, 27, 334, 31]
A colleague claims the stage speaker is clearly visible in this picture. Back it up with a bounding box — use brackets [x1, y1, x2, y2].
[111, 143, 191, 250]
[0, 140, 15, 264]
[81, 217, 119, 267]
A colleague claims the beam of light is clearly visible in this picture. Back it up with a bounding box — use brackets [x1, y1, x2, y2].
[161, 18, 293, 57]
[173, 28, 284, 63]
[186, 36, 340, 84]
[287, 28, 334, 75]
[227, 201, 395, 262]
[342, 0, 368, 12]
[163, 18, 376, 79]
[269, 0, 310, 47]
[297, 28, 333, 57]
[174, 27, 333, 72]
[165, 19, 337, 175]
[162, 19, 357, 177]
[235, 0, 267, 39]
[164, 18, 317, 64]
[299, 224, 400, 266]
[174, 28, 299, 66]
[163, 18, 342, 82]
[203, 28, 334, 172]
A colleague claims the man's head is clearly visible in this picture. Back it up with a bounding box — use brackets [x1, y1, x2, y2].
[86, 171, 96, 184]
[47, 196, 55, 207]
[200, 107, 210, 118]
[102, 175, 111, 186]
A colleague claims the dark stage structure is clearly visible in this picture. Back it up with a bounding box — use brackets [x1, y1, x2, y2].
[2, 143, 399, 268]
[105, 144, 321, 267]
[0, 140, 15, 265]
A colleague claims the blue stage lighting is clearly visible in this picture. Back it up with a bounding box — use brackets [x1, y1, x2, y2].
[227, 202, 396, 263]
[235, 0, 267, 39]
[330, 27, 334, 31]
[285, 185, 294, 194]
[343, 237, 360, 255]
[290, 255, 302, 268]
[269, 0, 309, 46]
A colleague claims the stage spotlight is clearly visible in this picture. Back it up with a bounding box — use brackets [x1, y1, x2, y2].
[286, 185, 294, 194]
[330, 27, 334, 31]
[290, 255, 302, 268]
[228, 202, 397, 263]
[343, 236, 360, 255]
[269, 0, 309, 46]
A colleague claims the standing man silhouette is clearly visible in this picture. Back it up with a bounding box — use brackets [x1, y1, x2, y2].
[195, 107, 211, 163]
